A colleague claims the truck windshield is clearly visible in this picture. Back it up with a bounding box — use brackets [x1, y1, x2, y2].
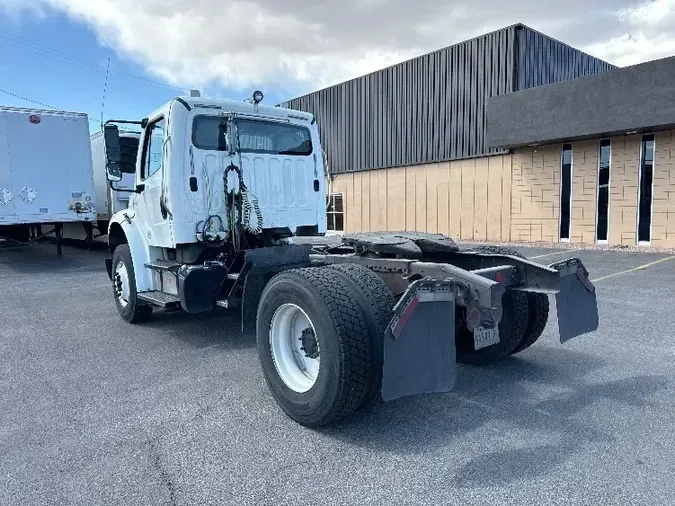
[192, 116, 313, 155]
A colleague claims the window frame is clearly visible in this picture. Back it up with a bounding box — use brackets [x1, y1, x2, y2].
[190, 115, 313, 156]
[326, 193, 344, 233]
[140, 116, 166, 181]
[595, 138, 611, 244]
[559, 143, 573, 242]
[637, 133, 656, 245]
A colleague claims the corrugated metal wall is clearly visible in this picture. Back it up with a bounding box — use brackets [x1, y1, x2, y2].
[281, 25, 518, 174]
[516, 27, 616, 90]
[280, 24, 614, 175]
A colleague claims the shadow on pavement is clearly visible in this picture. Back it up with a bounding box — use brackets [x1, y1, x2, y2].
[125, 306, 257, 351]
[324, 345, 668, 488]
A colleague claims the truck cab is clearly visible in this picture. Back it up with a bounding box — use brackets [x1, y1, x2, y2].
[107, 94, 326, 248]
[103, 92, 328, 315]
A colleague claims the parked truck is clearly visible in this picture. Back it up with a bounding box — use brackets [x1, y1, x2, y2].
[101, 92, 600, 427]
[0, 105, 96, 255]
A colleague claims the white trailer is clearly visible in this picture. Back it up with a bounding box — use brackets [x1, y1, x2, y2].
[92, 129, 139, 225]
[61, 129, 139, 243]
[0, 106, 96, 255]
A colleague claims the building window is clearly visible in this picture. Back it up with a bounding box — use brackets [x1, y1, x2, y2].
[559, 144, 573, 241]
[596, 139, 611, 242]
[638, 134, 655, 244]
[326, 193, 344, 232]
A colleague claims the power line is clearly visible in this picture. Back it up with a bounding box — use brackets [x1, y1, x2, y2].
[0, 29, 187, 92]
[0, 88, 102, 125]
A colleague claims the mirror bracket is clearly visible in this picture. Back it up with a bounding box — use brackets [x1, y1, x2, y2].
[109, 182, 145, 194]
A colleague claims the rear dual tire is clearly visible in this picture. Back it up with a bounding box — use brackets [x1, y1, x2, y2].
[455, 245, 550, 365]
[256, 264, 394, 427]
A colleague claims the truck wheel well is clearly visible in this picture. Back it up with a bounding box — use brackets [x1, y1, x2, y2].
[108, 223, 127, 254]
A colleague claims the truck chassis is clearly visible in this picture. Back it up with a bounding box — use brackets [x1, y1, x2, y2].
[105, 230, 599, 427]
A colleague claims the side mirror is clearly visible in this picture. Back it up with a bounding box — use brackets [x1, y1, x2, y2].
[103, 124, 122, 182]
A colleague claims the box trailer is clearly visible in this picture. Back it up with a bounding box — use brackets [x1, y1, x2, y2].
[92, 129, 139, 228]
[61, 129, 140, 243]
[0, 106, 97, 255]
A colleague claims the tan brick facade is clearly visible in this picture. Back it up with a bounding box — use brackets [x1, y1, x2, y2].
[652, 130, 675, 247]
[330, 130, 675, 247]
[329, 156, 513, 242]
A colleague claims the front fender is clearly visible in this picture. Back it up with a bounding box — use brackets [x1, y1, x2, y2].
[108, 210, 153, 292]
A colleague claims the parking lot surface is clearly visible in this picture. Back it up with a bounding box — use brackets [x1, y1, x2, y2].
[1, 240, 674, 506]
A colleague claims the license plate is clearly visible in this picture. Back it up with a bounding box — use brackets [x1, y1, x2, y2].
[473, 325, 500, 350]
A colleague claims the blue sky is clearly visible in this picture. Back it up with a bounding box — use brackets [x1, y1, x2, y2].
[0, 9, 286, 134]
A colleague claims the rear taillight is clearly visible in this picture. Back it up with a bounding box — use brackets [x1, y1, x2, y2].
[466, 306, 481, 331]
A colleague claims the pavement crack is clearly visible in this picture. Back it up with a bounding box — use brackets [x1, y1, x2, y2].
[146, 436, 178, 506]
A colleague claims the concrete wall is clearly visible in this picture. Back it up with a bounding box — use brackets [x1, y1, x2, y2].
[331, 130, 675, 247]
[487, 55, 675, 149]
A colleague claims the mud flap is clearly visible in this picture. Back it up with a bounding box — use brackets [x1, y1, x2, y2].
[381, 282, 457, 402]
[553, 261, 599, 343]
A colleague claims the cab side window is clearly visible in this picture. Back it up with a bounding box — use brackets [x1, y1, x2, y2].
[142, 118, 165, 180]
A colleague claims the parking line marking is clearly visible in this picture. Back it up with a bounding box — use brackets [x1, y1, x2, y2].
[591, 255, 675, 283]
[528, 249, 582, 259]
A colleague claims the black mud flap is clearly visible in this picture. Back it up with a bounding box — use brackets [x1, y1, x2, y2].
[551, 258, 599, 343]
[381, 280, 457, 402]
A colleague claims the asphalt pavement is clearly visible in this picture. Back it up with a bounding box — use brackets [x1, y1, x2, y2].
[1, 240, 674, 506]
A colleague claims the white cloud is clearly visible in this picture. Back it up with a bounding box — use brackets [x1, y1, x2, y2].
[2, 0, 675, 96]
[587, 0, 675, 66]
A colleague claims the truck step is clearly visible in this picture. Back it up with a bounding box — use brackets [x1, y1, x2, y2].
[145, 260, 182, 271]
[216, 300, 229, 308]
[137, 291, 181, 308]
[227, 273, 239, 280]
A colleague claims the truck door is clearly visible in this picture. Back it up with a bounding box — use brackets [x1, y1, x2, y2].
[136, 116, 172, 247]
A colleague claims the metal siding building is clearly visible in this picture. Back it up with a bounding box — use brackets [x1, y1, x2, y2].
[277, 23, 675, 249]
[280, 23, 615, 175]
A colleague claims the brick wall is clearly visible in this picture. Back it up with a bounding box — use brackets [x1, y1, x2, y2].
[330, 130, 675, 247]
[511, 144, 560, 242]
[570, 140, 600, 244]
[652, 130, 675, 247]
[608, 135, 641, 245]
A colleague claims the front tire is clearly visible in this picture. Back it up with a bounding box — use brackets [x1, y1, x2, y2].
[256, 267, 373, 427]
[111, 244, 153, 323]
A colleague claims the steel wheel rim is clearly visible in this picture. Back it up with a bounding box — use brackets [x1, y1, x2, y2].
[269, 303, 320, 393]
[114, 260, 130, 308]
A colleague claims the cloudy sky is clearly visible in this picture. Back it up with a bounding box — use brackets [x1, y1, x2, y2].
[3, 0, 675, 93]
[0, 0, 673, 127]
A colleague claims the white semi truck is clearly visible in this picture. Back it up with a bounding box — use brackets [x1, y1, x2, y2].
[101, 92, 600, 427]
[0, 105, 97, 255]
